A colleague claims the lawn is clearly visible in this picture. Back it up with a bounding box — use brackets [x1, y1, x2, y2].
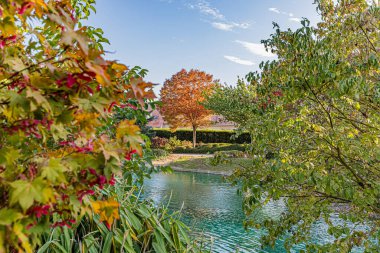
[153, 154, 253, 175]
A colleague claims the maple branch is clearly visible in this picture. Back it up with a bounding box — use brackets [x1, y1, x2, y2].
[0, 46, 69, 88]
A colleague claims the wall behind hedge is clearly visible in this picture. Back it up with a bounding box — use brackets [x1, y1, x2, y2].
[153, 128, 251, 144]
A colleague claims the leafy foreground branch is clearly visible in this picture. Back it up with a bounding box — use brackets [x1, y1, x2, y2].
[0, 1, 199, 252]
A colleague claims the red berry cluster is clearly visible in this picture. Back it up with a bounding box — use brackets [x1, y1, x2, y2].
[125, 149, 137, 161]
[5, 118, 53, 139]
[77, 189, 95, 203]
[77, 168, 116, 201]
[51, 219, 76, 228]
[0, 35, 17, 49]
[59, 140, 94, 153]
[28, 205, 50, 218]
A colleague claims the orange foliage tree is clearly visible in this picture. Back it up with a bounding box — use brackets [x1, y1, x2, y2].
[160, 69, 217, 147]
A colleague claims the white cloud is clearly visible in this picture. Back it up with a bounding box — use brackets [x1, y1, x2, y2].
[233, 22, 250, 29]
[289, 17, 301, 22]
[235, 40, 275, 58]
[269, 7, 301, 22]
[188, 0, 251, 32]
[188, 0, 224, 20]
[269, 7, 280, 14]
[212, 22, 250, 31]
[212, 22, 233, 31]
[224, 55, 255, 66]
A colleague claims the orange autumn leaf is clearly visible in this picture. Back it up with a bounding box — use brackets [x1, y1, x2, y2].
[91, 198, 120, 229]
[126, 78, 156, 106]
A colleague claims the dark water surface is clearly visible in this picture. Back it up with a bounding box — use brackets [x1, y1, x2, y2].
[143, 172, 301, 252]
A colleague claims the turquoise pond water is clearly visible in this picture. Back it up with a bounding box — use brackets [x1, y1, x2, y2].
[143, 172, 364, 253]
[143, 172, 302, 252]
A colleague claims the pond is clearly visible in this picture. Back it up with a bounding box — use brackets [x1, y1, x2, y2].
[143, 172, 299, 252]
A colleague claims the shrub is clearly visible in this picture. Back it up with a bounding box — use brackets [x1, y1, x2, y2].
[152, 149, 169, 159]
[214, 150, 248, 158]
[181, 140, 193, 148]
[153, 128, 250, 144]
[151, 137, 169, 149]
[163, 137, 182, 151]
[38, 178, 203, 252]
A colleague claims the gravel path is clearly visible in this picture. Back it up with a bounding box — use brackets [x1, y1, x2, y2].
[153, 153, 231, 176]
[152, 153, 213, 166]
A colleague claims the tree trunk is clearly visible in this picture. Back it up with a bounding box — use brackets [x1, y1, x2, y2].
[192, 125, 197, 148]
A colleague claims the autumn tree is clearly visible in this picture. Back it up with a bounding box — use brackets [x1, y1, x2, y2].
[160, 69, 216, 147]
[0, 1, 155, 251]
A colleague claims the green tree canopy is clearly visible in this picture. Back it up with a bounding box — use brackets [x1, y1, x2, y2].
[205, 0, 380, 251]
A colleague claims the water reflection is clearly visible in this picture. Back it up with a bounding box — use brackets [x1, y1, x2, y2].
[144, 172, 290, 252]
[144, 172, 365, 253]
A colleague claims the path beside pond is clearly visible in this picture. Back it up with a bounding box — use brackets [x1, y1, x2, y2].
[153, 153, 251, 176]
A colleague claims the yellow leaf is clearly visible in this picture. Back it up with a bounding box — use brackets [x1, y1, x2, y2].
[85, 62, 110, 86]
[61, 30, 89, 55]
[116, 120, 141, 139]
[4, 57, 26, 72]
[116, 120, 144, 155]
[91, 198, 120, 229]
[13, 223, 32, 253]
[26, 88, 52, 112]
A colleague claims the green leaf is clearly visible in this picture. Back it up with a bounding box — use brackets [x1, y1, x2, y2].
[10, 178, 48, 211]
[101, 232, 113, 253]
[41, 158, 67, 183]
[0, 208, 23, 225]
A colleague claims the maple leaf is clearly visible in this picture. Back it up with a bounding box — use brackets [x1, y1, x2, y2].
[91, 198, 120, 229]
[9, 178, 52, 211]
[116, 120, 143, 155]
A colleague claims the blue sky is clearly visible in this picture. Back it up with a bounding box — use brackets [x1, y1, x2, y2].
[87, 0, 321, 95]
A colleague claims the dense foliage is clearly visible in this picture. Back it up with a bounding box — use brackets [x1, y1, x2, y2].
[160, 69, 217, 147]
[206, 0, 380, 251]
[153, 128, 251, 144]
[0, 1, 196, 252]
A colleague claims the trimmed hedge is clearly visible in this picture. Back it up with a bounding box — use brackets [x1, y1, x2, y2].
[173, 143, 246, 154]
[153, 128, 251, 144]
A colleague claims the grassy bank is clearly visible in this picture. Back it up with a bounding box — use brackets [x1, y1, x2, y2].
[153, 154, 252, 175]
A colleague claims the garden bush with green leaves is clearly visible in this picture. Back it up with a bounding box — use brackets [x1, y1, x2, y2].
[205, 0, 380, 251]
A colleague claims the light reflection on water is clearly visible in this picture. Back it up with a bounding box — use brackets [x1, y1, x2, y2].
[144, 172, 292, 252]
[143, 172, 364, 252]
